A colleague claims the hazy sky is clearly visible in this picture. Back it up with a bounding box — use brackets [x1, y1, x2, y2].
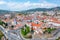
[0, 0, 60, 11]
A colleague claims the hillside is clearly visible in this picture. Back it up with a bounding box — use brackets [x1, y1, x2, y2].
[0, 7, 60, 15]
[23, 7, 60, 12]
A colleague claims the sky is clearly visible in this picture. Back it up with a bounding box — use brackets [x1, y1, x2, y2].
[0, 0, 60, 11]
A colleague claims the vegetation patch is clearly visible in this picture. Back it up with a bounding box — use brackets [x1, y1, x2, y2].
[56, 37, 60, 40]
[43, 27, 56, 34]
[0, 31, 4, 40]
[20, 24, 32, 39]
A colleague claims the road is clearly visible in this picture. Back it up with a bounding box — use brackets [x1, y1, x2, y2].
[0, 25, 8, 38]
[0, 25, 60, 40]
[0, 25, 23, 40]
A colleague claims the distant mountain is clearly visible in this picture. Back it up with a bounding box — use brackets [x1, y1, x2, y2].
[0, 10, 12, 15]
[0, 10, 21, 15]
[50, 7, 60, 11]
[22, 7, 60, 12]
[0, 7, 60, 15]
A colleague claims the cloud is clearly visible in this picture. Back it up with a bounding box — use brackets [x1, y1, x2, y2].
[0, 0, 59, 11]
[38, 1, 58, 8]
[0, 1, 6, 4]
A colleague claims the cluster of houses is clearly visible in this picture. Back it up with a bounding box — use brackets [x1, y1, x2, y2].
[0, 11, 60, 36]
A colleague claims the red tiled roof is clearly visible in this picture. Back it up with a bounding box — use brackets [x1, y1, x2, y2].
[50, 18, 58, 21]
[31, 22, 43, 28]
[50, 18, 60, 24]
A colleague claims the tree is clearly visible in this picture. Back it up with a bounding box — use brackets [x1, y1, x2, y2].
[0, 20, 5, 26]
[5, 23, 8, 26]
[42, 12, 49, 16]
[44, 28, 56, 34]
[21, 25, 30, 35]
[11, 25, 14, 28]
[0, 31, 4, 40]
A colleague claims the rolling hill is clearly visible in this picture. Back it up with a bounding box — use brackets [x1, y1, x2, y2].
[0, 7, 60, 15]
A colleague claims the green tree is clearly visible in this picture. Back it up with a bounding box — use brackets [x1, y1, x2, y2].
[0, 31, 4, 40]
[44, 28, 56, 33]
[21, 25, 30, 36]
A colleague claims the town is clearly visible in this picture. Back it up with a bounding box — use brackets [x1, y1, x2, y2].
[0, 11, 60, 40]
